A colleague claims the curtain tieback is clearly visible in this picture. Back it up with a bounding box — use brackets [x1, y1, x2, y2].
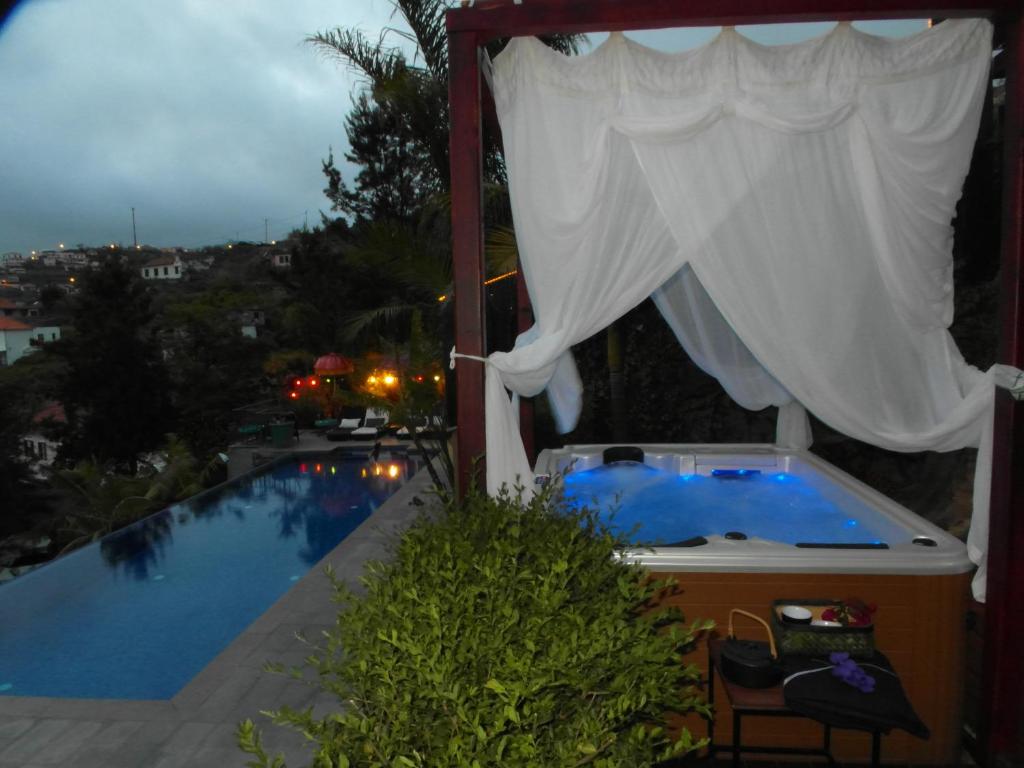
[450, 346, 489, 370]
[1011, 371, 1024, 401]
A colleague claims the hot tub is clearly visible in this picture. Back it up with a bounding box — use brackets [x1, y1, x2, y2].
[535, 444, 972, 764]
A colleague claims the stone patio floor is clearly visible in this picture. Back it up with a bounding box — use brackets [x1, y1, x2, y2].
[0, 461, 436, 768]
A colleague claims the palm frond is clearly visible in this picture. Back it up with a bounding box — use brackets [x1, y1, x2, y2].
[340, 303, 422, 342]
[485, 225, 520, 276]
[392, 0, 451, 80]
[306, 28, 406, 86]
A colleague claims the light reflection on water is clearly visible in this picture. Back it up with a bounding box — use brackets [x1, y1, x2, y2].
[0, 453, 415, 700]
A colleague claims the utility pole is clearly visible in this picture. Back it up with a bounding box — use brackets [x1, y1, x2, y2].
[131, 207, 137, 248]
[304, 210, 308, 232]
[265, 218, 269, 244]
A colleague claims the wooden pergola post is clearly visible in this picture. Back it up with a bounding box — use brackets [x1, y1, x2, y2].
[983, 13, 1024, 763]
[448, 29, 487, 494]
[446, 3, 1023, 759]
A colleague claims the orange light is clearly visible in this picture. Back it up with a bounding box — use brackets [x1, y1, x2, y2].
[367, 375, 378, 385]
[360, 468, 367, 478]
[315, 464, 322, 473]
[289, 391, 299, 399]
[373, 465, 382, 476]
[483, 269, 518, 286]
[309, 377, 319, 387]
[433, 375, 441, 382]
[382, 374, 396, 386]
[387, 464, 400, 479]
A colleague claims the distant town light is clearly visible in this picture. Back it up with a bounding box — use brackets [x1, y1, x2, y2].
[58, 243, 64, 249]
[135, 245, 141, 250]
[227, 244, 233, 249]
[271, 240, 277, 245]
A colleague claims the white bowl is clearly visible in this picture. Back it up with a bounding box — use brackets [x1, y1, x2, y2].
[781, 605, 813, 624]
[810, 619, 843, 627]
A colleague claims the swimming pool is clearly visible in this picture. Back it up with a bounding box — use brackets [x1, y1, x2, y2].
[0, 452, 415, 700]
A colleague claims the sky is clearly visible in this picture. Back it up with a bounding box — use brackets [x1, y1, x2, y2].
[0, 1, 926, 256]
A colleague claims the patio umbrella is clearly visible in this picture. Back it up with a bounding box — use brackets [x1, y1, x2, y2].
[313, 353, 355, 418]
[314, 352, 354, 376]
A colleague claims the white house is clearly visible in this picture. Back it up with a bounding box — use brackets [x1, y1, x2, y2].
[270, 251, 291, 268]
[141, 255, 183, 280]
[0, 316, 33, 366]
[0, 317, 61, 366]
[23, 402, 65, 478]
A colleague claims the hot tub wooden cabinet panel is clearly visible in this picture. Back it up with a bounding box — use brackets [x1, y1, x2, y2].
[535, 445, 975, 765]
[657, 570, 970, 765]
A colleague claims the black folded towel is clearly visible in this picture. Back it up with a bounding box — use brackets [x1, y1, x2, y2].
[782, 652, 929, 739]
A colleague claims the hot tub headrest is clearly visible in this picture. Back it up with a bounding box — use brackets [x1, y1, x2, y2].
[602, 446, 645, 465]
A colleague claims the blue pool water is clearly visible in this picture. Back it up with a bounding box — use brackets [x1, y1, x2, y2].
[563, 463, 907, 546]
[0, 453, 414, 700]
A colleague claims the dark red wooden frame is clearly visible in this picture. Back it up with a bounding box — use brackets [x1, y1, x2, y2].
[447, 1, 1023, 762]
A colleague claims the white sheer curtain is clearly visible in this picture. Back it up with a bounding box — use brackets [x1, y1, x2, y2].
[453, 19, 1018, 600]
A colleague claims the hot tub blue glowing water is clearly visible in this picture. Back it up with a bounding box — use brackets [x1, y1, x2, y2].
[562, 462, 908, 546]
[0, 453, 414, 700]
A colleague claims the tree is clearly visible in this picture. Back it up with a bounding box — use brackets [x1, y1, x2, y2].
[323, 92, 440, 224]
[311, 1, 582, 219]
[56, 258, 173, 474]
[162, 289, 271, 460]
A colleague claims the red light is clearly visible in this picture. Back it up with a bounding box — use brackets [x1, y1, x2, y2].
[299, 463, 308, 473]
[315, 464, 322, 473]
[309, 377, 319, 387]
[289, 391, 299, 399]
[414, 375, 424, 383]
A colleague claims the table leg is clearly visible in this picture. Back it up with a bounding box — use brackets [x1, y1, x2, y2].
[732, 710, 741, 768]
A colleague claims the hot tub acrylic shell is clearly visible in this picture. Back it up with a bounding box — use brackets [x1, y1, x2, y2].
[535, 444, 972, 764]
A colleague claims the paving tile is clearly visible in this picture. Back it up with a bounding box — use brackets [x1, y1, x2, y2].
[198, 722, 243, 750]
[190, 745, 249, 767]
[58, 744, 127, 768]
[121, 718, 180, 748]
[0, 719, 75, 763]
[0, 698, 52, 717]
[191, 674, 261, 722]
[149, 750, 202, 768]
[0, 718, 35, 741]
[90, 719, 145, 745]
[40, 698, 171, 721]
[161, 721, 215, 754]
[25, 720, 104, 764]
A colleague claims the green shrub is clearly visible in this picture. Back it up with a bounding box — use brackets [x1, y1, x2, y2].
[238, 483, 712, 767]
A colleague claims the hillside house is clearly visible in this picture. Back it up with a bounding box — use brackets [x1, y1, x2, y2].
[0, 316, 61, 366]
[141, 255, 183, 280]
[22, 401, 65, 478]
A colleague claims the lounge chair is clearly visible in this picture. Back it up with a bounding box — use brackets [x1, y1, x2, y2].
[350, 408, 390, 440]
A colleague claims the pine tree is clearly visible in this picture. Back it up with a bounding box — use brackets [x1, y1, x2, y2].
[56, 259, 174, 474]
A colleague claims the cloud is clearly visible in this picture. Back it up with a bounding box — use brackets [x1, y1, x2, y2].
[0, 0, 399, 253]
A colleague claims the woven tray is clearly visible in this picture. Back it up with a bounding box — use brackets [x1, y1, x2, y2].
[770, 599, 875, 659]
